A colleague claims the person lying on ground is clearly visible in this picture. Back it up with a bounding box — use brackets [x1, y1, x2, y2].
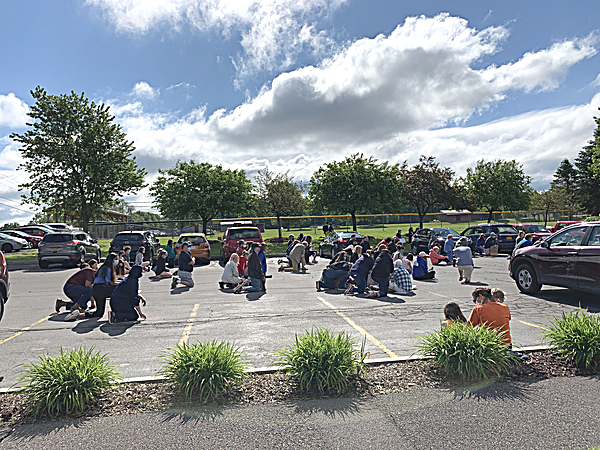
[109, 265, 147, 323]
[221, 253, 242, 289]
[442, 302, 467, 327]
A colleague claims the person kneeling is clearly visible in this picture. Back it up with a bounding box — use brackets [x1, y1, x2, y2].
[220, 254, 242, 289]
[429, 246, 451, 265]
[152, 250, 172, 279]
[108, 265, 147, 323]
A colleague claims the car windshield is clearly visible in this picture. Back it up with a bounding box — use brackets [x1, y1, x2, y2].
[229, 229, 260, 240]
[526, 224, 550, 233]
[496, 226, 517, 234]
[0, 233, 13, 240]
[433, 228, 459, 237]
[338, 232, 362, 239]
[43, 234, 74, 243]
[113, 234, 144, 242]
[179, 235, 206, 245]
[549, 226, 587, 247]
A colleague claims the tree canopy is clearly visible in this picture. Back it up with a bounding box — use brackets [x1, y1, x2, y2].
[11, 86, 147, 232]
[255, 169, 305, 238]
[150, 160, 253, 232]
[462, 159, 532, 222]
[309, 154, 404, 231]
[552, 158, 578, 220]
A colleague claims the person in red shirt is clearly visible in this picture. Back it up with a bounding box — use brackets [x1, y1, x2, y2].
[429, 246, 451, 265]
[55, 260, 98, 314]
[468, 287, 512, 345]
[238, 250, 249, 277]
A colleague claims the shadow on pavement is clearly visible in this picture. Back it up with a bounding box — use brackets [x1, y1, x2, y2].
[449, 380, 534, 402]
[71, 318, 104, 334]
[290, 395, 366, 418]
[528, 289, 600, 312]
[246, 292, 265, 301]
[99, 321, 137, 336]
[159, 405, 227, 424]
[170, 287, 190, 295]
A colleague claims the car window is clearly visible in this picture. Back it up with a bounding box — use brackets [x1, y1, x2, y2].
[229, 229, 260, 240]
[496, 226, 517, 234]
[526, 224, 549, 233]
[179, 235, 206, 245]
[113, 234, 144, 242]
[548, 226, 587, 247]
[76, 233, 86, 241]
[586, 227, 600, 247]
[470, 227, 482, 235]
[43, 234, 74, 243]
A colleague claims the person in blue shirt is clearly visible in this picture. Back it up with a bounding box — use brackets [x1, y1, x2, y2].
[259, 243, 267, 274]
[412, 251, 435, 280]
[109, 265, 147, 323]
[474, 234, 486, 256]
[517, 233, 534, 248]
[84, 253, 120, 319]
[444, 235, 455, 264]
[345, 251, 375, 295]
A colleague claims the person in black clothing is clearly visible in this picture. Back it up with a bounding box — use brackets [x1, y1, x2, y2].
[108, 265, 147, 323]
[322, 224, 329, 235]
[367, 246, 394, 298]
[153, 250, 172, 279]
[396, 230, 402, 239]
[387, 238, 397, 254]
[360, 237, 371, 253]
[171, 242, 195, 288]
[408, 227, 415, 243]
[85, 254, 120, 319]
[236, 243, 265, 293]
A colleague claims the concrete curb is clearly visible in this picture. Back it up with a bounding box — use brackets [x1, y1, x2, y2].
[0, 345, 551, 394]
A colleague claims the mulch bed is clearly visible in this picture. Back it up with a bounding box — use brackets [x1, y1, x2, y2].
[0, 350, 595, 428]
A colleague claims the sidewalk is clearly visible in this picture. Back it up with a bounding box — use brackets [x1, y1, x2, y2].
[2, 376, 599, 450]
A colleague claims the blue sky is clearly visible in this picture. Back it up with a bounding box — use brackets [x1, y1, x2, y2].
[1, 0, 599, 223]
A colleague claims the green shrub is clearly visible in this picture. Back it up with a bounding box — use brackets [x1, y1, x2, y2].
[275, 328, 367, 394]
[543, 309, 600, 371]
[17, 348, 120, 417]
[418, 323, 511, 381]
[160, 341, 246, 400]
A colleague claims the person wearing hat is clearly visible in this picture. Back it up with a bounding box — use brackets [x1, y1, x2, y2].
[412, 251, 435, 280]
[453, 237, 474, 284]
[171, 241, 195, 288]
[484, 233, 499, 256]
[235, 243, 266, 293]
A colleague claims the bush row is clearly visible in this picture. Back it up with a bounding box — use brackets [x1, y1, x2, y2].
[14, 310, 600, 417]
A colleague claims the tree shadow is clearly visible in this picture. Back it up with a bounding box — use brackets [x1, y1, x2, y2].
[289, 395, 366, 418]
[159, 404, 228, 424]
[448, 379, 534, 402]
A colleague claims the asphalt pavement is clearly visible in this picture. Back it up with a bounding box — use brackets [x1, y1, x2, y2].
[1, 376, 599, 449]
[1, 255, 599, 387]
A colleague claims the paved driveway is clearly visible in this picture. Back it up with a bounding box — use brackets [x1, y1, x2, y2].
[1, 256, 599, 386]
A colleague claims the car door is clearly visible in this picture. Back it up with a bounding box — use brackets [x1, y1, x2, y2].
[533, 226, 587, 289]
[75, 233, 90, 257]
[575, 226, 600, 294]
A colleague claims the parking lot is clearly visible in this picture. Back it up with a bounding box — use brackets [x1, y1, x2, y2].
[1, 256, 599, 387]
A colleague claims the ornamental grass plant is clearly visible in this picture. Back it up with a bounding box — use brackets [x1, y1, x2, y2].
[160, 340, 246, 400]
[17, 348, 120, 417]
[418, 323, 511, 382]
[543, 308, 600, 371]
[275, 328, 367, 394]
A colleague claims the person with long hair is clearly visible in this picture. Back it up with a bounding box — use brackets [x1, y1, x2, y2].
[220, 253, 242, 289]
[442, 302, 467, 327]
[109, 265, 147, 323]
[468, 287, 512, 345]
[85, 253, 120, 319]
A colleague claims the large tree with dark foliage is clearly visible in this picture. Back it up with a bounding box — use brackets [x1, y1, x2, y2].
[575, 109, 600, 216]
[11, 86, 147, 232]
[552, 159, 578, 220]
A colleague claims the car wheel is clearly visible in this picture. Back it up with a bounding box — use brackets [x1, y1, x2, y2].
[39, 260, 49, 269]
[75, 252, 85, 267]
[515, 262, 542, 294]
[2, 243, 13, 253]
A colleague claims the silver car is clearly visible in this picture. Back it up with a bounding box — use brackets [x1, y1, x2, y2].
[38, 232, 101, 269]
[0, 233, 29, 252]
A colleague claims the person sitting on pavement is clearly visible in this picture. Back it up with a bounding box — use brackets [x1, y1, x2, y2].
[484, 233, 499, 256]
[115, 250, 131, 279]
[304, 235, 318, 264]
[152, 249, 172, 279]
[516, 233, 534, 249]
[108, 265, 147, 323]
[235, 243, 266, 293]
[171, 241, 195, 289]
[454, 237, 474, 284]
[442, 302, 467, 327]
[468, 287, 511, 345]
[491, 288, 506, 303]
[444, 235, 455, 265]
[350, 245, 363, 264]
[344, 249, 374, 295]
[429, 246, 451, 265]
[389, 259, 415, 294]
[220, 253, 242, 289]
[402, 253, 413, 273]
[367, 245, 394, 298]
[135, 246, 151, 270]
[360, 236, 371, 253]
[474, 234, 486, 256]
[56, 260, 98, 318]
[412, 251, 435, 280]
[85, 253, 121, 320]
[236, 240, 247, 256]
[387, 238, 397, 255]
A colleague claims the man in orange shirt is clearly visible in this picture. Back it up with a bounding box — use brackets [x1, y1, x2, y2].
[468, 287, 512, 345]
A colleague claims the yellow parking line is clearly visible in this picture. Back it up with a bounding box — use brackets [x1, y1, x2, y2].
[317, 296, 398, 358]
[429, 292, 458, 301]
[179, 304, 199, 345]
[516, 319, 549, 331]
[0, 315, 51, 346]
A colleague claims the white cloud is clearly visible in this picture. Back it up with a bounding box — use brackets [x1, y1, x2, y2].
[131, 81, 160, 100]
[592, 73, 600, 87]
[0, 93, 29, 128]
[85, 0, 347, 78]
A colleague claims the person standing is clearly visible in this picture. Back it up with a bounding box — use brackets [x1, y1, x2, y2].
[165, 239, 176, 268]
[108, 265, 147, 323]
[172, 242, 195, 288]
[444, 235, 455, 265]
[453, 237, 474, 284]
[322, 223, 329, 235]
[367, 245, 394, 298]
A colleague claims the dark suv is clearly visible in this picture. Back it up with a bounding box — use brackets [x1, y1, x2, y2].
[109, 231, 161, 263]
[38, 232, 101, 269]
[461, 223, 518, 254]
[0, 250, 10, 321]
[509, 222, 600, 295]
[410, 228, 460, 254]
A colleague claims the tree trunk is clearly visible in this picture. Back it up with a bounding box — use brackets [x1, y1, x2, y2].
[418, 213, 426, 230]
[277, 215, 282, 238]
[351, 213, 357, 231]
[487, 210, 494, 223]
[202, 217, 209, 234]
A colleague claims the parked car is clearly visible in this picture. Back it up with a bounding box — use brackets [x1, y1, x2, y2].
[108, 231, 161, 263]
[514, 224, 552, 241]
[221, 227, 263, 260]
[509, 221, 600, 295]
[175, 233, 211, 265]
[551, 221, 581, 233]
[3, 230, 41, 248]
[0, 250, 9, 321]
[410, 227, 460, 254]
[42, 223, 73, 232]
[0, 233, 29, 252]
[15, 225, 56, 239]
[38, 231, 101, 269]
[318, 231, 365, 259]
[461, 223, 519, 254]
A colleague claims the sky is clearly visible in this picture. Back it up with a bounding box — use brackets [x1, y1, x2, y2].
[1, 0, 599, 224]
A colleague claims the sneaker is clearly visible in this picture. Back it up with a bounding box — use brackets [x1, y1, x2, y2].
[233, 284, 243, 294]
[55, 299, 65, 312]
[452, 260, 456, 267]
[171, 278, 178, 289]
[366, 291, 378, 298]
[64, 309, 81, 322]
[219, 282, 225, 289]
[108, 311, 115, 324]
[459, 276, 463, 282]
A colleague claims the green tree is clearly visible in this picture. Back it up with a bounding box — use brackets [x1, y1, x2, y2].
[150, 160, 253, 232]
[463, 159, 532, 223]
[11, 86, 147, 232]
[589, 109, 600, 177]
[0, 222, 20, 231]
[255, 169, 305, 238]
[552, 158, 578, 220]
[309, 154, 404, 231]
[532, 188, 568, 227]
[404, 156, 460, 229]
[575, 110, 600, 216]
